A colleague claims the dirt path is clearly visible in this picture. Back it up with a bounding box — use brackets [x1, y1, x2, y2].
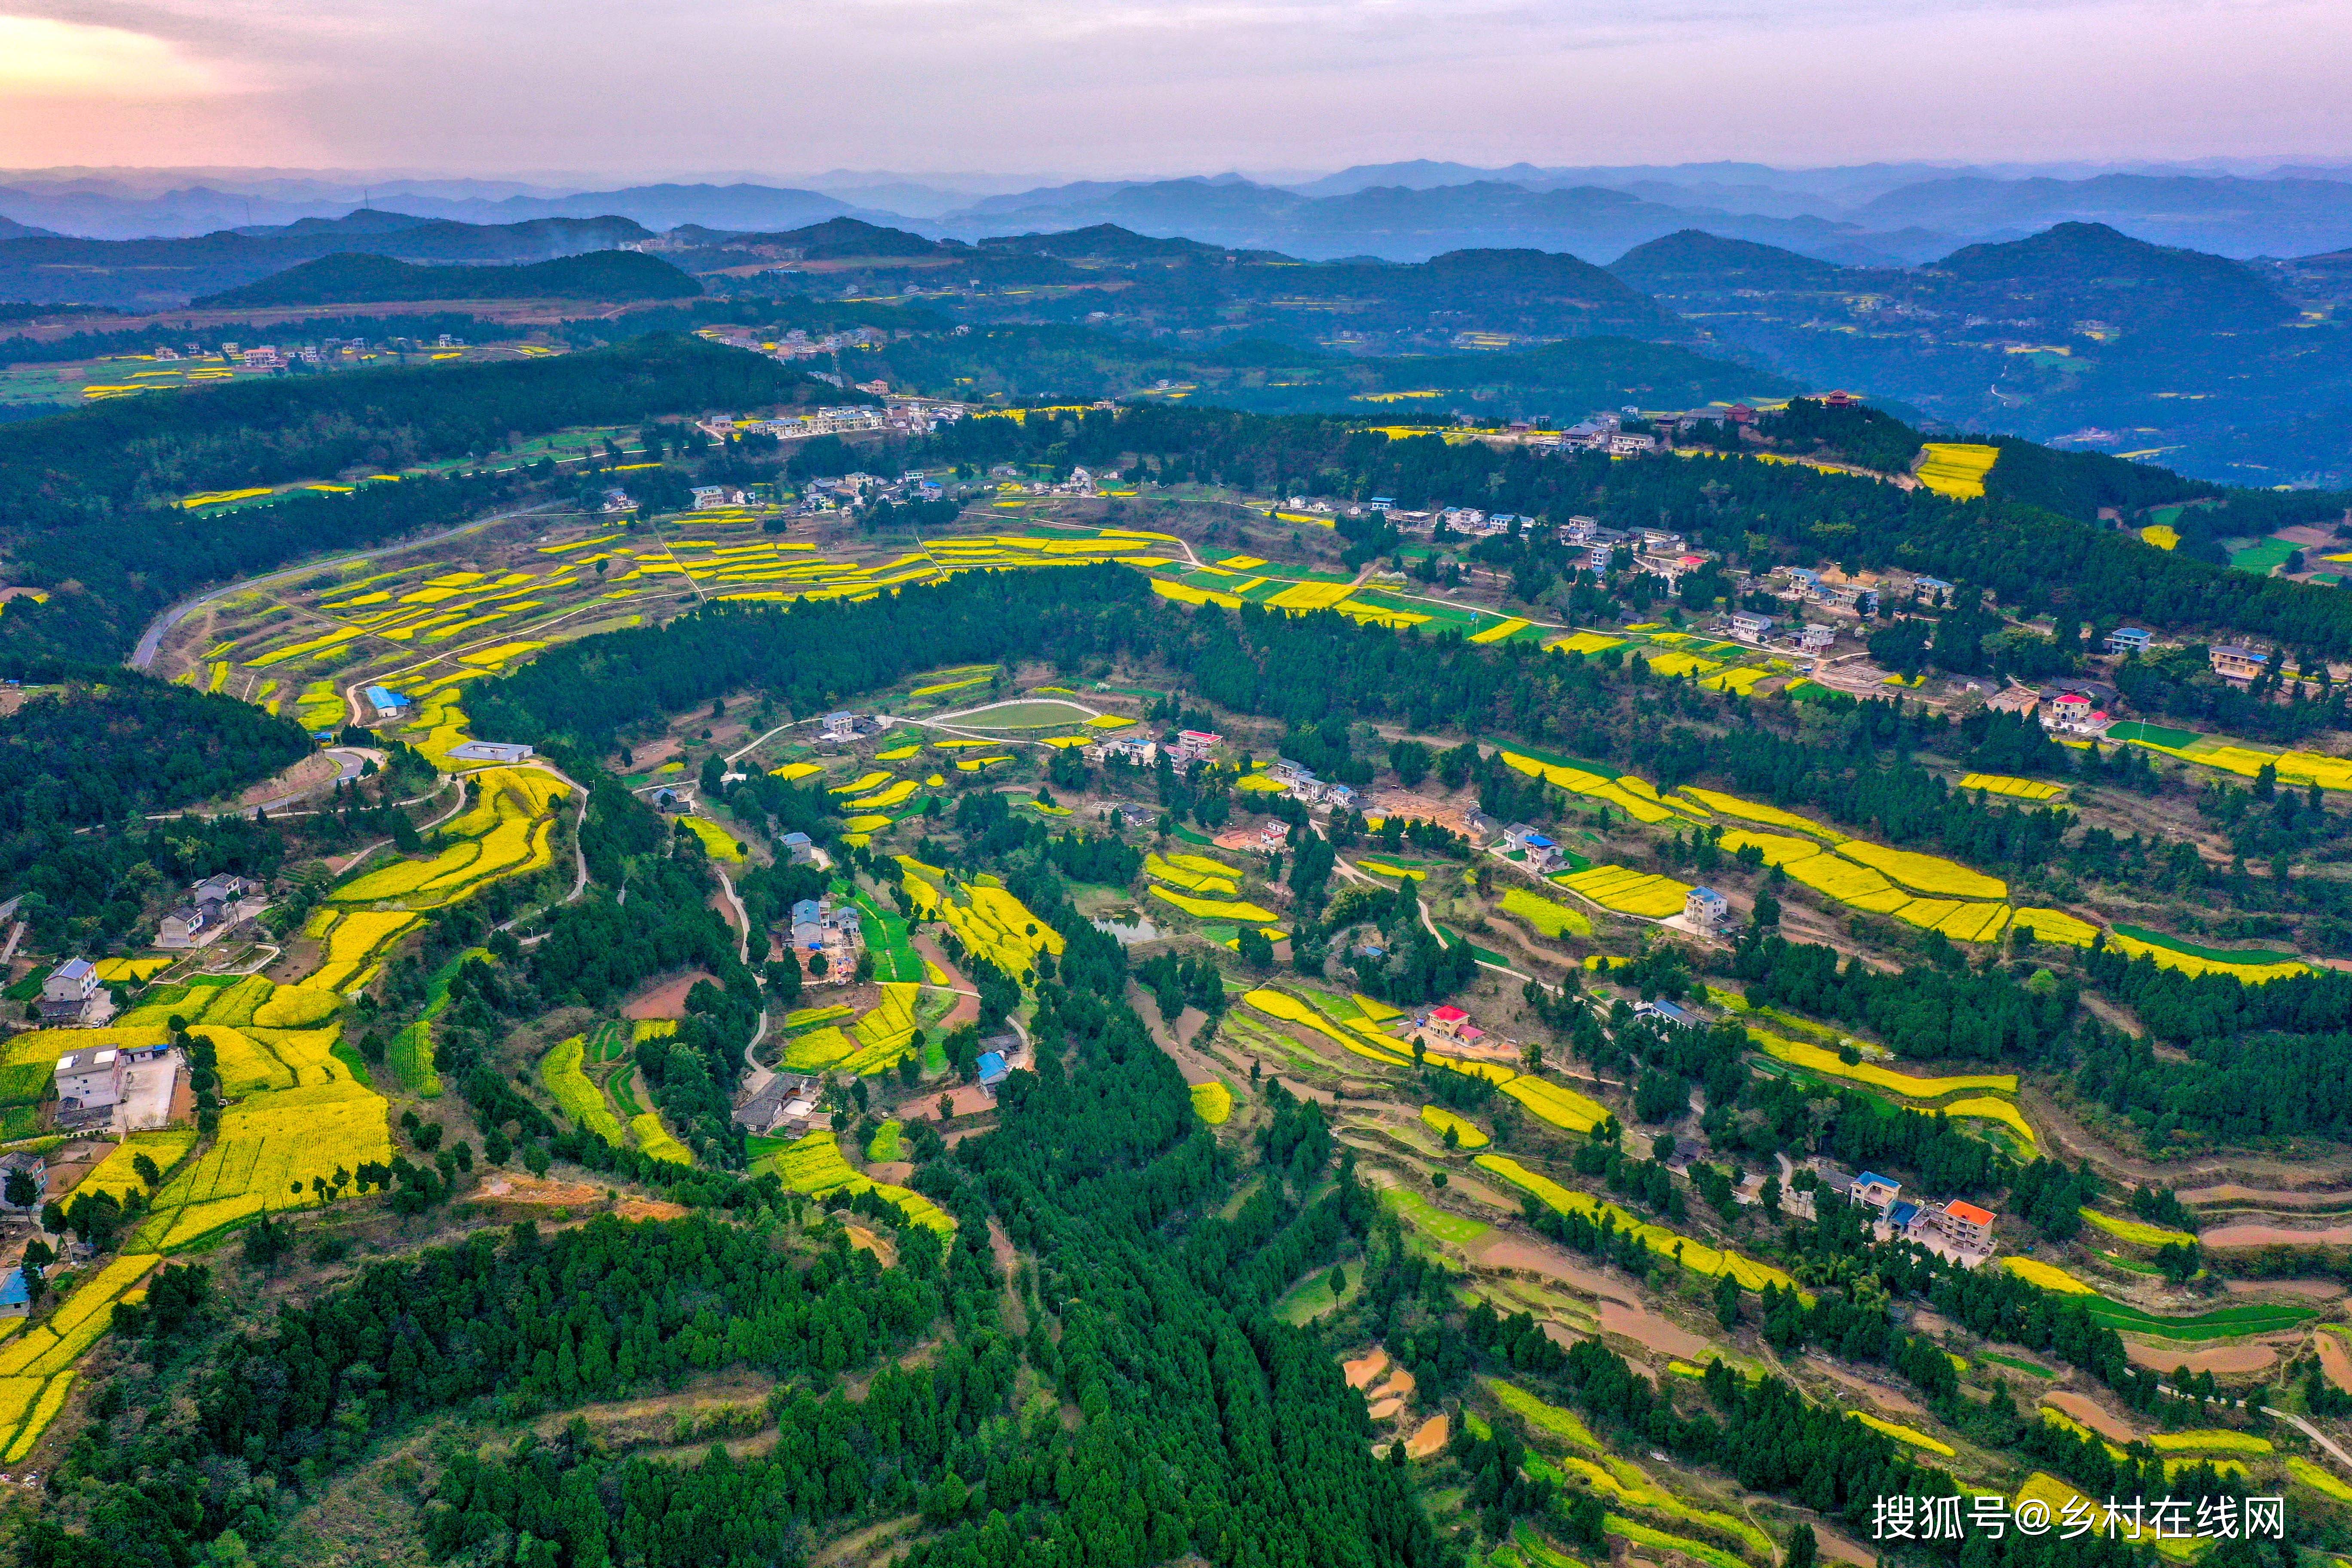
[912, 936, 981, 1031]
[1127, 979, 1239, 1093]
[811, 1515, 921, 1568]
[989, 1217, 1028, 1336]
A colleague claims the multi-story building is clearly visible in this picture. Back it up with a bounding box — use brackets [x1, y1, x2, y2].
[1170, 729, 1223, 763]
[2211, 644, 2272, 683]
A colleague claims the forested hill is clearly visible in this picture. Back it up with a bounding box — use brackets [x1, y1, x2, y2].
[191, 248, 703, 308]
[0, 333, 792, 527]
[474, 566, 1161, 750]
[0, 669, 309, 940]
[0, 335, 850, 663]
[929, 401, 2352, 657]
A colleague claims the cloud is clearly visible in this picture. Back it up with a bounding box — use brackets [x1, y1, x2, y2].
[0, 0, 2349, 173]
[0, 13, 224, 96]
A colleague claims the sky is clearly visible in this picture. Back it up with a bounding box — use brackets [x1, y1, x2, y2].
[3, 0, 2351, 179]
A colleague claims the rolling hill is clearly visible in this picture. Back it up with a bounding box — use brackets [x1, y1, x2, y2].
[191, 249, 702, 308]
[0, 211, 654, 309]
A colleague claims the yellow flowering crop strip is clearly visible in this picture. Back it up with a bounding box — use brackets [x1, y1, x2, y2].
[1475, 1155, 1797, 1292]
[1959, 772, 2066, 800]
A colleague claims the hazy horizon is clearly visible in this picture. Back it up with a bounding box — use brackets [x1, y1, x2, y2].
[3, 0, 2349, 178]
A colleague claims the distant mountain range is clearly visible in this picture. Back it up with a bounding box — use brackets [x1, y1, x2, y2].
[10, 163, 2352, 262]
[0, 181, 861, 243]
[918, 178, 1953, 266]
[0, 211, 652, 309]
[3, 191, 2350, 488]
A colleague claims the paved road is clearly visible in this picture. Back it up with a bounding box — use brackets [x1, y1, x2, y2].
[127, 500, 560, 671]
[714, 865, 752, 965]
[2275, 1410, 2352, 1476]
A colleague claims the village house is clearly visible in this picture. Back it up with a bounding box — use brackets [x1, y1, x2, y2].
[1267, 759, 1325, 802]
[1083, 735, 1156, 767]
[1501, 823, 1565, 873]
[54, 1046, 126, 1118]
[0, 1150, 46, 1212]
[1684, 886, 1730, 930]
[1850, 1171, 1902, 1211]
[157, 905, 212, 949]
[2210, 644, 2272, 683]
[2039, 688, 2111, 736]
[1421, 1004, 1470, 1040]
[1170, 729, 1223, 764]
[1987, 685, 2040, 719]
[1917, 1198, 1997, 1252]
[733, 1073, 826, 1136]
[37, 959, 105, 1026]
[787, 898, 865, 981]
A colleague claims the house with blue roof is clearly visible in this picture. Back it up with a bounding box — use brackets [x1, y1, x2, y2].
[1850, 1171, 1902, 1211]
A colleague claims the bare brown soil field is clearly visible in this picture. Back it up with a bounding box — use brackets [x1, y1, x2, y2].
[622, 969, 720, 1020]
[1469, 1232, 1638, 1304]
[1598, 1300, 1710, 1361]
[2222, 1278, 2344, 1299]
[1806, 1354, 1928, 1418]
[476, 1174, 687, 1222]
[2183, 1182, 2352, 1210]
[2042, 1389, 2141, 1445]
[2316, 1332, 2352, 1394]
[1817, 1524, 1879, 1565]
[2202, 1222, 2352, 1248]
[2122, 1338, 2279, 1375]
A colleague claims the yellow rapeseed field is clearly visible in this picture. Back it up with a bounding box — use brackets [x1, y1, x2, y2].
[1833, 840, 2007, 900]
[1915, 443, 2000, 499]
[1959, 772, 2067, 801]
[1553, 864, 1693, 919]
[2003, 1256, 2097, 1295]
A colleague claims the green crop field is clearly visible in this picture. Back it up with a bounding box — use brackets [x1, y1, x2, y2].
[942, 699, 1096, 729]
[2111, 924, 2299, 967]
[2080, 1295, 2315, 1341]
